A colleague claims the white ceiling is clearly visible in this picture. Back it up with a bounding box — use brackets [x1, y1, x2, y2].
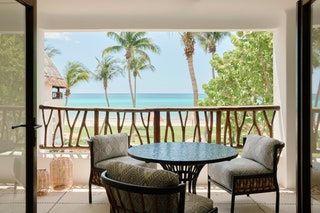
[38, 0, 297, 31]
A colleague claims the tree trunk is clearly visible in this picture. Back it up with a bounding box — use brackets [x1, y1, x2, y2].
[187, 55, 199, 106]
[127, 59, 135, 108]
[104, 79, 110, 107]
[211, 53, 216, 79]
[104, 89, 110, 107]
[134, 75, 137, 107]
[187, 55, 200, 141]
[65, 88, 70, 106]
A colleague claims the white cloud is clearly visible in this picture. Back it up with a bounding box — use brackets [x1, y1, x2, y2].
[44, 32, 71, 40]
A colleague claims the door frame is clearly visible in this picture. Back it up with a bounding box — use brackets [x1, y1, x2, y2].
[16, 0, 37, 212]
[297, 0, 315, 212]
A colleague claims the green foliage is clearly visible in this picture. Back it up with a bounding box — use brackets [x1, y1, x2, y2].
[104, 32, 160, 107]
[64, 61, 90, 105]
[93, 56, 124, 106]
[93, 56, 123, 84]
[0, 34, 25, 105]
[64, 61, 90, 88]
[44, 44, 61, 58]
[312, 27, 320, 69]
[199, 31, 273, 106]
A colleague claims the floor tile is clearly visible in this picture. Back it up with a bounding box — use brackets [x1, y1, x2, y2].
[2, 184, 320, 213]
[0, 204, 25, 213]
[37, 191, 65, 203]
[47, 203, 108, 213]
[37, 203, 55, 213]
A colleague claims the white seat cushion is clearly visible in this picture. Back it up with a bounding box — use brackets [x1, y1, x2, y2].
[95, 155, 156, 169]
[208, 157, 271, 189]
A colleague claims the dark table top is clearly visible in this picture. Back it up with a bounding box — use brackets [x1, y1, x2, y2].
[128, 142, 238, 165]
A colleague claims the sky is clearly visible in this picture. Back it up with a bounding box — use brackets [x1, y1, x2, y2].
[45, 32, 234, 94]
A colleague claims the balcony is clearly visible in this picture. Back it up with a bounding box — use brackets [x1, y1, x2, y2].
[1, 105, 320, 212]
[35, 104, 280, 185]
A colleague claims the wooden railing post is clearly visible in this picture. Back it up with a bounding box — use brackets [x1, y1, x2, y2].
[94, 109, 99, 135]
[216, 111, 221, 144]
[153, 110, 161, 143]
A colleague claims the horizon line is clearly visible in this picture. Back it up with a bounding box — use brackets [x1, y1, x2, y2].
[72, 92, 206, 95]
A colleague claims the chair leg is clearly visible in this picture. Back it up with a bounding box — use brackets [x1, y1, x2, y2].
[89, 182, 92, 204]
[276, 189, 280, 213]
[212, 206, 218, 213]
[208, 180, 211, 198]
[230, 194, 235, 213]
[14, 181, 18, 194]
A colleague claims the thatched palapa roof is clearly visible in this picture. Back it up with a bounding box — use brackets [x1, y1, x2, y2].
[44, 53, 67, 89]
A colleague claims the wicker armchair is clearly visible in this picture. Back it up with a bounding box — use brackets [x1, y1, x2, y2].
[207, 134, 285, 213]
[88, 133, 155, 203]
[102, 161, 218, 213]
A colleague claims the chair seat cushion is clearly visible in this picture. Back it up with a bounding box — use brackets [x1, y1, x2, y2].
[95, 156, 156, 170]
[208, 157, 271, 189]
[185, 193, 214, 213]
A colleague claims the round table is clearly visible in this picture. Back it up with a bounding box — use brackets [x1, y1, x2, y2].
[128, 142, 238, 193]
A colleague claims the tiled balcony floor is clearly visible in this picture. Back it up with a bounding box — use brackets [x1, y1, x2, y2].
[36, 185, 318, 213]
[1, 184, 320, 212]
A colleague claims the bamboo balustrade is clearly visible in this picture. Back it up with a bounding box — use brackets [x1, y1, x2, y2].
[38, 105, 281, 150]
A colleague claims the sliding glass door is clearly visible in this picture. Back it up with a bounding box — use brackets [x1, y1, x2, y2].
[0, 0, 36, 212]
[311, 0, 320, 212]
[298, 0, 320, 212]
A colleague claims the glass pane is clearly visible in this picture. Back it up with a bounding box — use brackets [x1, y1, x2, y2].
[312, 0, 320, 210]
[0, 0, 26, 212]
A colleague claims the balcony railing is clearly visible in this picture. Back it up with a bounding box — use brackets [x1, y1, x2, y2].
[38, 105, 280, 150]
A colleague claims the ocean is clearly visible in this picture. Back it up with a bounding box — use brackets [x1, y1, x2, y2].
[68, 93, 320, 108]
[67, 93, 207, 108]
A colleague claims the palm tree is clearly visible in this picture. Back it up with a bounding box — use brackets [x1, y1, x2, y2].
[180, 32, 199, 106]
[103, 32, 160, 107]
[64, 61, 90, 106]
[130, 56, 156, 107]
[44, 44, 61, 58]
[93, 56, 123, 107]
[197, 32, 230, 79]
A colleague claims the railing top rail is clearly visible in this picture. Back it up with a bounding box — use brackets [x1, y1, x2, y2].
[39, 104, 280, 112]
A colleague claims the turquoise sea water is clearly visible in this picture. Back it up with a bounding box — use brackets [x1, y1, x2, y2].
[67, 93, 320, 109]
[67, 93, 207, 108]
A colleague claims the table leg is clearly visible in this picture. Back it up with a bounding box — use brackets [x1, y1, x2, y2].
[160, 163, 205, 194]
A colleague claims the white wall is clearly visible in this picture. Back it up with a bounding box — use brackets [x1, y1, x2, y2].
[273, 8, 297, 189]
[37, 152, 209, 187]
[37, 152, 90, 186]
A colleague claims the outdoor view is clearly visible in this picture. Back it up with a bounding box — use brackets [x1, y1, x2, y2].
[41, 31, 278, 148]
[45, 31, 274, 108]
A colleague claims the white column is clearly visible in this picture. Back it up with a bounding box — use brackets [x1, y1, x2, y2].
[273, 8, 297, 189]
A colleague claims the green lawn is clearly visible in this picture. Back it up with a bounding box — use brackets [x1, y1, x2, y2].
[63, 125, 214, 146]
